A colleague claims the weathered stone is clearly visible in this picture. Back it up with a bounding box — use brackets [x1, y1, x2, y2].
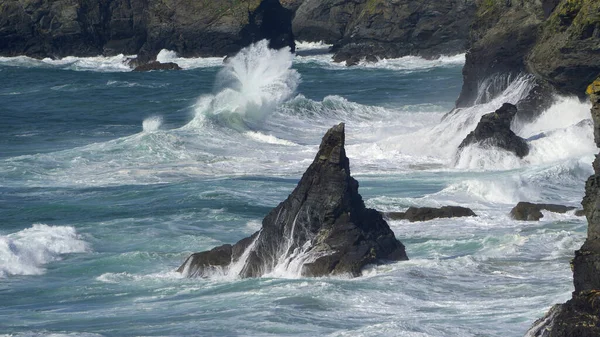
[292, 0, 475, 63]
[510, 202, 578, 221]
[383, 206, 476, 222]
[179, 123, 408, 278]
[525, 77, 600, 337]
[458, 103, 529, 158]
[132, 61, 181, 72]
[0, 0, 295, 60]
[456, 0, 600, 111]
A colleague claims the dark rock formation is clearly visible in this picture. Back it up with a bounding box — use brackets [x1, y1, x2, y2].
[132, 61, 181, 72]
[291, 0, 475, 64]
[510, 202, 580, 221]
[458, 103, 529, 158]
[456, 0, 600, 114]
[178, 123, 408, 278]
[0, 0, 295, 61]
[384, 206, 476, 222]
[526, 79, 600, 337]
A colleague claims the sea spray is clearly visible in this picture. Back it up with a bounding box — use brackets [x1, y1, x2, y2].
[142, 116, 163, 132]
[0, 224, 89, 277]
[188, 40, 300, 130]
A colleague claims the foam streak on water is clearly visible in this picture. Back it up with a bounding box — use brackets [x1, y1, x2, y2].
[0, 40, 593, 336]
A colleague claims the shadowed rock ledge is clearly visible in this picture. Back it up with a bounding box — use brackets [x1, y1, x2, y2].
[178, 123, 408, 278]
[526, 78, 600, 337]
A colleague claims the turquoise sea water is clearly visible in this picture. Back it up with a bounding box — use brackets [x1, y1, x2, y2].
[0, 42, 595, 336]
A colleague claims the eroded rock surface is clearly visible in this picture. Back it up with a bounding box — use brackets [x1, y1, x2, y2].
[510, 202, 580, 221]
[384, 206, 476, 222]
[0, 0, 295, 61]
[458, 103, 529, 158]
[178, 123, 408, 278]
[525, 79, 600, 337]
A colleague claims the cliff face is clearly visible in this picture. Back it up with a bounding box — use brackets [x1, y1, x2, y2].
[292, 0, 475, 63]
[456, 0, 600, 109]
[0, 0, 295, 60]
[526, 78, 600, 337]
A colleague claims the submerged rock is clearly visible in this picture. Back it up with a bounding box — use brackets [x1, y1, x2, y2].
[132, 61, 181, 72]
[510, 202, 580, 221]
[178, 123, 408, 278]
[384, 206, 476, 222]
[458, 103, 529, 158]
[292, 0, 475, 63]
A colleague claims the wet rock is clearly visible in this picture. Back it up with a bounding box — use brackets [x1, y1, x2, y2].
[456, 0, 600, 111]
[0, 0, 295, 60]
[383, 206, 476, 222]
[510, 202, 579, 221]
[526, 77, 600, 337]
[292, 0, 475, 63]
[178, 123, 408, 278]
[132, 61, 181, 72]
[458, 103, 529, 158]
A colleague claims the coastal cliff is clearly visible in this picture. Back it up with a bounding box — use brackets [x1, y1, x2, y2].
[526, 79, 600, 337]
[457, 0, 600, 116]
[0, 0, 475, 63]
[292, 0, 475, 64]
[0, 0, 294, 61]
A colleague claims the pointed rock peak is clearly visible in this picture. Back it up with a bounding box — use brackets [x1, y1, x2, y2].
[316, 122, 346, 165]
[178, 123, 408, 279]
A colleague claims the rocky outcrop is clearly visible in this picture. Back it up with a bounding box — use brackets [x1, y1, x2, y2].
[133, 61, 181, 72]
[525, 80, 600, 337]
[458, 103, 529, 158]
[178, 123, 408, 278]
[291, 0, 475, 65]
[457, 0, 600, 115]
[384, 206, 476, 222]
[510, 202, 580, 221]
[0, 0, 295, 61]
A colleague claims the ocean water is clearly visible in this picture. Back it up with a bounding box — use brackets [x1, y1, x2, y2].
[0, 40, 595, 336]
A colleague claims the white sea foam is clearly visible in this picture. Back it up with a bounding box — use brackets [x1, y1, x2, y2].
[294, 52, 466, 71]
[156, 49, 224, 69]
[0, 54, 134, 72]
[142, 116, 163, 132]
[186, 40, 300, 129]
[0, 224, 89, 278]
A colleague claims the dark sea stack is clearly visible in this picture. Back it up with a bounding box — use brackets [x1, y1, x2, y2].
[510, 202, 578, 221]
[458, 103, 529, 158]
[525, 79, 600, 337]
[178, 123, 408, 278]
[291, 0, 475, 63]
[384, 206, 476, 222]
[0, 0, 295, 60]
[132, 61, 181, 72]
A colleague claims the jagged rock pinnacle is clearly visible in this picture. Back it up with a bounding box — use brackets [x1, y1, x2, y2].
[178, 123, 408, 278]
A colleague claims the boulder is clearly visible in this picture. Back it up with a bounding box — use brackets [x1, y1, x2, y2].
[458, 103, 529, 158]
[132, 61, 181, 72]
[510, 202, 580, 221]
[384, 206, 476, 222]
[178, 123, 408, 278]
